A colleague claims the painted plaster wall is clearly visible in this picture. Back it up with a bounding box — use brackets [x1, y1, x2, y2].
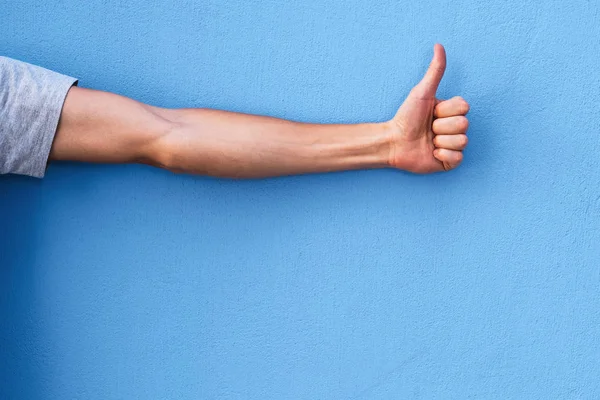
[1, 0, 599, 398]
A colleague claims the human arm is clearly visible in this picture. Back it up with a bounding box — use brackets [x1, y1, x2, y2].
[49, 44, 469, 178]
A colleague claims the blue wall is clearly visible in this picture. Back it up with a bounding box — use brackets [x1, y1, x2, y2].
[2, 1, 600, 398]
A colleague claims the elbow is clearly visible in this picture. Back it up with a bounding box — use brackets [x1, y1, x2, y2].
[145, 132, 181, 173]
[141, 108, 184, 173]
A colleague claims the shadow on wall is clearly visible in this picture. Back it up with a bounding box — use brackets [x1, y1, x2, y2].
[0, 78, 499, 398]
[0, 175, 44, 398]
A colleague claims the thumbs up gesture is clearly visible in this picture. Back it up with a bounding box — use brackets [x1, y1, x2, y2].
[389, 44, 470, 173]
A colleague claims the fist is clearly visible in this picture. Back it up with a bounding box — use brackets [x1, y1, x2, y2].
[388, 44, 470, 173]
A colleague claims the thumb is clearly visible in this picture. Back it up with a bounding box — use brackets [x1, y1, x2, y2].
[415, 43, 446, 97]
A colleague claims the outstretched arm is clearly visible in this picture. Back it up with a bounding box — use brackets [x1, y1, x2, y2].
[49, 44, 470, 178]
[50, 88, 392, 178]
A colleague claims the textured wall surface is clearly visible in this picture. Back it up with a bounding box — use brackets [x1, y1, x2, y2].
[1, 0, 600, 398]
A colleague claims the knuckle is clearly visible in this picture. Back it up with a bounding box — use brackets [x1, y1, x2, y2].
[461, 101, 470, 114]
[454, 96, 469, 114]
[457, 116, 469, 131]
[460, 135, 469, 148]
[431, 60, 444, 72]
[410, 85, 428, 100]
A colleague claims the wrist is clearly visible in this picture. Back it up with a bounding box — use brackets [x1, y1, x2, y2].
[345, 121, 394, 170]
[380, 120, 397, 169]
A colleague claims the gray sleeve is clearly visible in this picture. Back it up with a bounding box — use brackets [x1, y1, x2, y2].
[0, 56, 78, 178]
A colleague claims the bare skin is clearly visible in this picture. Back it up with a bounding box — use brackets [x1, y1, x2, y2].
[50, 44, 469, 178]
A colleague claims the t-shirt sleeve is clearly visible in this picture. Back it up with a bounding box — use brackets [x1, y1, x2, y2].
[0, 56, 78, 178]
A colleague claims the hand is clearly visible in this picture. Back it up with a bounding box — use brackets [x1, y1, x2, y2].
[388, 44, 470, 173]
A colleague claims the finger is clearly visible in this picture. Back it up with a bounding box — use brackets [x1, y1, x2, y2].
[434, 96, 470, 118]
[433, 134, 468, 151]
[415, 43, 447, 97]
[433, 148, 463, 171]
[432, 115, 469, 135]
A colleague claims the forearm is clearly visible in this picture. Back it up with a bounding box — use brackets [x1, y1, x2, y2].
[154, 108, 391, 178]
[51, 87, 393, 178]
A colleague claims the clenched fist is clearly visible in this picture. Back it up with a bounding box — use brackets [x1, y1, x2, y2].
[388, 44, 470, 173]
